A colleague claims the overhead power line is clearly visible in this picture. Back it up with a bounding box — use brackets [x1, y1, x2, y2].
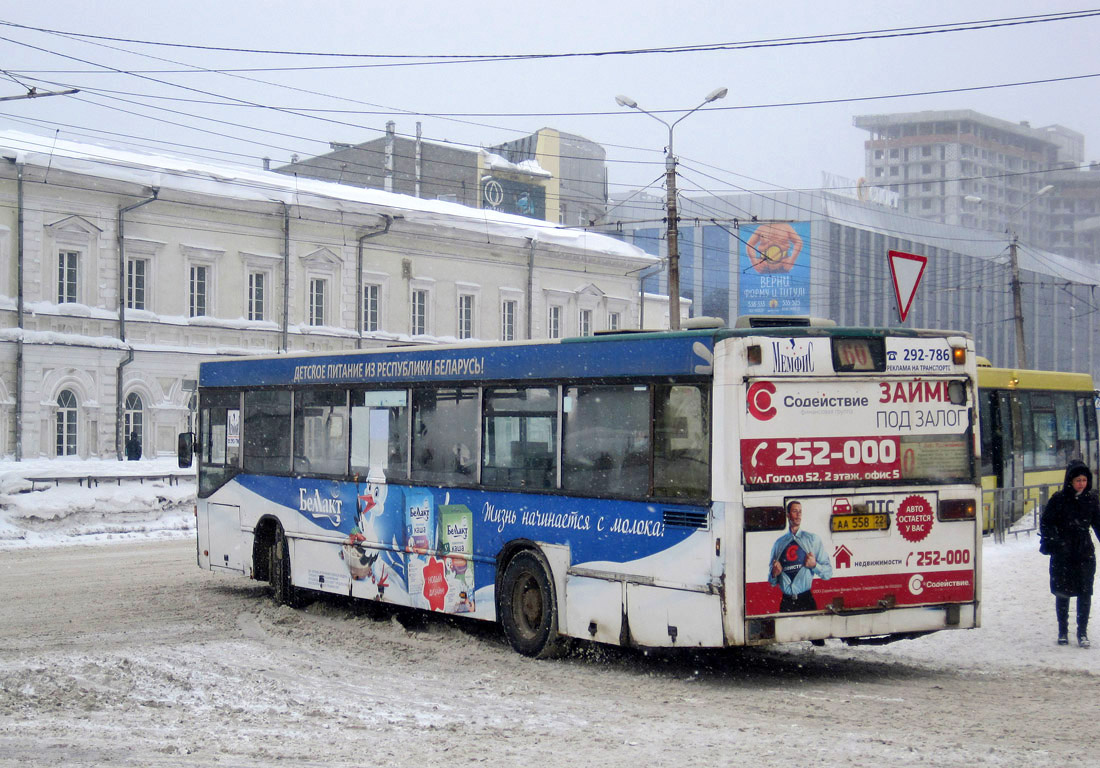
[24, 71, 1100, 118]
[0, 9, 1096, 63]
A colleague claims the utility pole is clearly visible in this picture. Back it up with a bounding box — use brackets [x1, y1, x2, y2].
[1009, 234, 1027, 369]
[615, 87, 727, 330]
[664, 148, 681, 330]
[966, 184, 1052, 369]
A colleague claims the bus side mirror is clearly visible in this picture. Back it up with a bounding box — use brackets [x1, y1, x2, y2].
[178, 432, 194, 469]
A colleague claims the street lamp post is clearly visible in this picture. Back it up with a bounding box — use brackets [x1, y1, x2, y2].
[965, 184, 1054, 369]
[616, 88, 727, 330]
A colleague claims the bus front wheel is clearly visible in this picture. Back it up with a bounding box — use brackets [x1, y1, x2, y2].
[498, 550, 566, 658]
[269, 529, 304, 608]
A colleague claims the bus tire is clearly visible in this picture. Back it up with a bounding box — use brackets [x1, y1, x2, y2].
[269, 529, 304, 608]
[498, 549, 566, 659]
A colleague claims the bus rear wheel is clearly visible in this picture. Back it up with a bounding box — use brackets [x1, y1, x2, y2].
[498, 550, 565, 658]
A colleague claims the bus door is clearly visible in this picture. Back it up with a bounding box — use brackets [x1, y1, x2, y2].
[1079, 394, 1099, 470]
[996, 391, 1024, 490]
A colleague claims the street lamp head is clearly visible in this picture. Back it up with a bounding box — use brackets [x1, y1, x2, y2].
[615, 95, 638, 109]
[705, 87, 728, 103]
[1037, 184, 1054, 196]
[964, 195, 982, 203]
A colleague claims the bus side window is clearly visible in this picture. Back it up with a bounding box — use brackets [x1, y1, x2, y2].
[1054, 392, 1083, 466]
[243, 390, 292, 475]
[349, 390, 408, 481]
[653, 384, 710, 500]
[411, 387, 479, 486]
[293, 389, 349, 476]
[562, 385, 650, 498]
[1023, 392, 1058, 470]
[482, 386, 557, 490]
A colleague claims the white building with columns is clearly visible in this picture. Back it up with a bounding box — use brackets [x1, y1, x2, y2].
[0, 131, 663, 461]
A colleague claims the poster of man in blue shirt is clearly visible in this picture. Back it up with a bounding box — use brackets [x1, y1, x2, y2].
[769, 500, 833, 612]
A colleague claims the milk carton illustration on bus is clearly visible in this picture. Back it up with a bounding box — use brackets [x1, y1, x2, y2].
[439, 503, 475, 613]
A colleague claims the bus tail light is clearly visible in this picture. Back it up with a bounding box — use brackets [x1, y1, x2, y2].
[747, 344, 762, 365]
[745, 506, 785, 531]
[952, 346, 966, 365]
[939, 498, 976, 521]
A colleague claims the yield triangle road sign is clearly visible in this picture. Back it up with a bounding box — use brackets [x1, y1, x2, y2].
[887, 250, 927, 323]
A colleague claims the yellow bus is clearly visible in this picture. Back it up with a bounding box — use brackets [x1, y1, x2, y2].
[977, 360, 1098, 532]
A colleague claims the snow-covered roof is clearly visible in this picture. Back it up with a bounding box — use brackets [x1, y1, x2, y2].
[0, 129, 648, 263]
[479, 149, 552, 179]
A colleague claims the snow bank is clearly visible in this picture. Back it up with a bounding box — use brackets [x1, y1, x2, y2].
[0, 457, 195, 548]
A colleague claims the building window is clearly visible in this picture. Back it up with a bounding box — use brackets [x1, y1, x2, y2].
[56, 389, 77, 456]
[309, 278, 326, 326]
[58, 250, 79, 304]
[248, 272, 265, 321]
[189, 265, 208, 317]
[458, 294, 474, 339]
[501, 299, 517, 341]
[411, 289, 428, 335]
[126, 258, 147, 310]
[124, 392, 143, 449]
[548, 305, 562, 339]
[363, 284, 380, 332]
[608, 312, 620, 331]
[579, 309, 592, 337]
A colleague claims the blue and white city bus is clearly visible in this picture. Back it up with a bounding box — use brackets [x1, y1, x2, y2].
[182, 322, 981, 657]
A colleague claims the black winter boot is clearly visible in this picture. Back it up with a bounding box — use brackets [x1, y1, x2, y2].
[1057, 596, 1070, 645]
[1077, 596, 1091, 648]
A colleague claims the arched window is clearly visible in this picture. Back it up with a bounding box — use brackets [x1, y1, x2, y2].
[56, 389, 77, 456]
[124, 392, 144, 445]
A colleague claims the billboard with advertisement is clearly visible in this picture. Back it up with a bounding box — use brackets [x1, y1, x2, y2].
[739, 221, 810, 315]
[744, 491, 976, 618]
[481, 176, 546, 220]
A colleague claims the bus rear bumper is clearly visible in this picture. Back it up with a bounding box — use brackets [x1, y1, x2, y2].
[745, 602, 979, 646]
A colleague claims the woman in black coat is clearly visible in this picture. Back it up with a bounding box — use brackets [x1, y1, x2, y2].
[1039, 460, 1100, 647]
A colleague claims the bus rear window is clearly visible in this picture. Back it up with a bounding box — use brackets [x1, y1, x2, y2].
[832, 338, 886, 372]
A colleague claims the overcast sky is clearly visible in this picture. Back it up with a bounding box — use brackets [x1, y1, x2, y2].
[0, 1, 1097, 205]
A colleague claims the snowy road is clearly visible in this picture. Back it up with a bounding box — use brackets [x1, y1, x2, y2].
[0, 538, 1097, 768]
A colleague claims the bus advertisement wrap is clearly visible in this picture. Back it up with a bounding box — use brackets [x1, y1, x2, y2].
[744, 492, 976, 618]
[235, 474, 706, 617]
[742, 378, 972, 486]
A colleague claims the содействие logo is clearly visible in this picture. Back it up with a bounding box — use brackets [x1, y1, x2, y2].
[747, 380, 777, 421]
